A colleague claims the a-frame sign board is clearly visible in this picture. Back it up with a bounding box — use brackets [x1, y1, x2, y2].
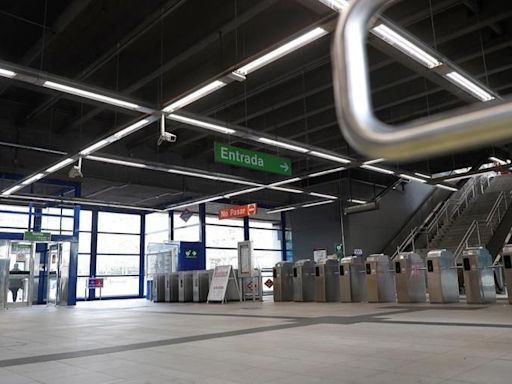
[207, 265, 241, 303]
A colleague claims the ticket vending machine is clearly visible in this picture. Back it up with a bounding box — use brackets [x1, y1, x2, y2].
[503, 245, 512, 304]
[462, 247, 496, 304]
[394, 252, 427, 303]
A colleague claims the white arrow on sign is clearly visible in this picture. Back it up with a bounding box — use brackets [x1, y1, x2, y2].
[280, 163, 290, 173]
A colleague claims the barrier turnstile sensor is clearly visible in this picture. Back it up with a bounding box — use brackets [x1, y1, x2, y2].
[501, 245, 512, 304]
[426, 249, 459, 304]
[462, 247, 496, 304]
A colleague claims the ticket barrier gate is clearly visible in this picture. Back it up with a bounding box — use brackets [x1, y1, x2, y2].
[426, 249, 459, 303]
[366, 254, 395, 303]
[153, 273, 166, 302]
[339, 256, 367, 302]
[193, 270, 210, 302]
[462, 247, 496, 304]
[179, 271, 193, 302]
[503, 246, 512, 304]
[315, 259, 340, 302]
[273, 261, 294, 302]
[395, 252, 427, 303]
[293, 260, 316, 302]
[166, 272, 179, 302]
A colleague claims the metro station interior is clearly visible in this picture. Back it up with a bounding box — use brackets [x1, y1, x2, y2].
[1, 0, 512, 383]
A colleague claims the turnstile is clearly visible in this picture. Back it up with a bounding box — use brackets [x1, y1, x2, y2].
[273, 262, 294, 302]
[166, 272, 179, 302]
[503, 245, 512, 304]
[193, 270, 210, 302]
[178, 271, 193, 302]
[366, 254, 395, 303]
[395, 252, 427, 303]
[293, 260, 316, 302]
[153, 273, 167, 302]
[462, 247, 496, 304]
[426, 249, 459, 303]
[315, 259, 340, 302]
[339, 256, 367, 302]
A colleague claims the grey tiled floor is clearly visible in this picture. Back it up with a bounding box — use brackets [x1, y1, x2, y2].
[0, 299, 511, 383]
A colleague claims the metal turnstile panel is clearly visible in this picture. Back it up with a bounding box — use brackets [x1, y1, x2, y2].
[315, 259, 340, 302]
[293, 260, 316, 302]
[178, 271, 193, 302]
[339, 256, 367, 302]
[167, 272, 179, 302]
[273, 262, 294, 302]
[426, 249, 459, 303]
[153, 273, 166, 302]
[503, 245, 512, 304]
[366, 254, 395, 303]
[193, 270, 210, 302]
[395, 252, 427, 303]
[462, 247, 496, 304]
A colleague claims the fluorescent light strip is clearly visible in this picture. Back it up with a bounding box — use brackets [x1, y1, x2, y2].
[1, 185, 23, 196]
[225, 187, 265, 198]
[309, 151, 351, 164]
[302, 200, 335, 208]
[271, 186, 303, 194]
[171, 196, 224, 211]
[235, 27, 328, 76]
[363, 158, 385, 165]
[414, 172, 431, 179]
[349, 199, 367, 204]
[316, 0, 349, 11]
[310, 192, 338, 199]
[371, 24, 442, 69]
[46, 158, 74, 173]
[489, 156, 507, 165]
[0, 68, 16, 78]
[399, 173, 427, 183]
[361, 164, 395, 175]
[308, 167, 345, 178]
[43, 81, 140, 110]
[111, 119, 150, 139]
[269, 177, 302, 187]
[258, 137, 308, 153]
[167, 114, 236, 134]
[79, 139, 111, 156]
[87, 156, 148, 169]
[162, 80, 227, 113]
[436, 184, 458, 192]
[445, 72, 495, 102]
[267, 207, 297, 214]
[21, 173, 45, 185]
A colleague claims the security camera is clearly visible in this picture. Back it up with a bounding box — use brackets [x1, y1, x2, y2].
[68, 158, 83, 178]
[157, 114, 177, 146]
[158, 131, 177, 146]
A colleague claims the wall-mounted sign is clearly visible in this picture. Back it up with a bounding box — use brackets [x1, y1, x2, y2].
[218, 203, 257, 220]
[23, 231, 51, 242]
[335, 243, 344, 259]
[185, 249, 198, 259]
[87, 278, 104, 289]
[180, 209, 193, 223]
[214, 142, 292, 176]
[313, 249, 327, 262]
[353, 248, 363, 256]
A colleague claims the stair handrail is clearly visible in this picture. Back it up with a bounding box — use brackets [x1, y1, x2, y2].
[485, 191, 509, 231]
[454, 219, 481, 260]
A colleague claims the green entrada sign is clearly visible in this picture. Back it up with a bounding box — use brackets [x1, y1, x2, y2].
[24, 231, 52, 242]
[214, 142, 292, 176]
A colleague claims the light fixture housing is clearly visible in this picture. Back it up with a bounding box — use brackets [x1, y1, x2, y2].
[167, 114, 236, 134]
[436, 184, 458, 192]
[162, 80, 227, 113]
[45, 158, 74, 173]
[308, 167, 345, 178]
[361, 164, 395, 175]
[267, 206, 297, 214]
[444, 71, 495, 102]
[309, 151, 351, 164]
[0, 68, 16, 78]
[309, 192, 338, 199]
[302, 200, 335, 208]
[257, 138, 308, 153]
[399, 173, 427, 183]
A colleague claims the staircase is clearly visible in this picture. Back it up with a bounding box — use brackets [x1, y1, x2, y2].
[429, 175, 512, 261]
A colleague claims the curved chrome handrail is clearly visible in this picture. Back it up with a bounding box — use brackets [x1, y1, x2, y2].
[331, 0, 512, 160]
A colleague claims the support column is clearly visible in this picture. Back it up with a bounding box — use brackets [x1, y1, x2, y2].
[199, 204, 206, 267]
[139, 214, 146, 297]
[169, 210, 174, 241]
[280, 212, 287, 262]
[67, 205, 80, 305]
[88, 210, 98, 300]
[243, 216, 250, 241]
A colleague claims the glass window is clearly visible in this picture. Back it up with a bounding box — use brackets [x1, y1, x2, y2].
[146, 212, 168, 233]
[96, 255, 140, 275]
[99, 276, 139, 297]
[206, 225, 243, 248]
[78, 232, 91, 254]
[250, 228, 281, 250]
[174, 212, 200, 228]
[76, 277, 88, 299]
[253, 250, 282, 269]
[206, 216, 243, 227]
[97, 233, 140, 254]
[41, 216, 74, 232]
[98, 212, 140, 234]
[0, 211, 28, 231]
[206, 249, 238, 269]
[79, 210, 92, 232]
[250, 220, 281, 230]
[0, 204, 30, 213]
[174, 226, 200, 241]
[77, 254, 91, 276]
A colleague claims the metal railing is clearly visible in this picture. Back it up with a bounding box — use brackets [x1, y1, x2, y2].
[392, 176, 490, 258]
[454, 191, 511, 261]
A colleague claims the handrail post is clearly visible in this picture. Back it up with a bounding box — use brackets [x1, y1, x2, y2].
[477, 222, 481, 245]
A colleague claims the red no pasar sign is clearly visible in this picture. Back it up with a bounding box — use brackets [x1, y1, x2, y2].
[218, 203, 257, 220]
